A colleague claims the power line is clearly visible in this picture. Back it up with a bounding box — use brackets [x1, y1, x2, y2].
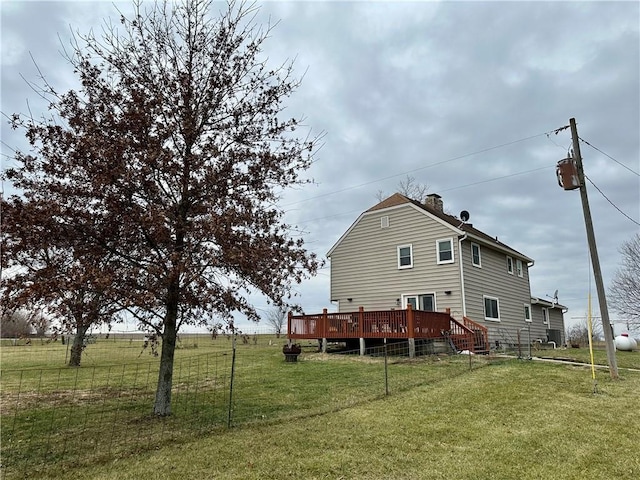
[292, 165, 556, 229]
[441, 166, 552, 192]
[282, 130, 557, 207]
[584, 174, 640, 227]
[579, 137, 640, 177]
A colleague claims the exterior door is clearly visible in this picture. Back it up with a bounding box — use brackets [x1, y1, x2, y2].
[403, 294, 436, 311]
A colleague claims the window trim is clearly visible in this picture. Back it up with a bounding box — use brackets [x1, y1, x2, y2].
[524, 304, 532, 323]
[483, 295, 500, 322]
[506, 256, 514, 275]
[397, 244, 413, 269]
[516, 259, 523, 277]
[542, 307, 549, 325]
[436, 238, 455, 265]
[471, 242, 481, 267]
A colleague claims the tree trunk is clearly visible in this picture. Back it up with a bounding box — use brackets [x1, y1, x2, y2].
[154, 294, 179, 416]
[68, 323, 90, 367]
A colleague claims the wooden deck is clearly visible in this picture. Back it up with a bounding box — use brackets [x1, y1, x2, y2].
[288, 305, 489, 354]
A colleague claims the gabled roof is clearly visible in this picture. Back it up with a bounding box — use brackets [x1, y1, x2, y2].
[328, 193, 533, 263]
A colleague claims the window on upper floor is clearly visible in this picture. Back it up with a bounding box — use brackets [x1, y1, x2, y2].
[516, 259, 523, 277]
[542, 307, 549, 325]
[484, 296, 500, 321]
[506, 256, 514, 275]
[471, 243, 481, 267]
[524, 304, 532, 322]
[397, 244, 413, 269]
[437, 238, 454, 264]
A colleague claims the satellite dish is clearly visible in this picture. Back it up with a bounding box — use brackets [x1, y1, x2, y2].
[460, 210, 470, 222]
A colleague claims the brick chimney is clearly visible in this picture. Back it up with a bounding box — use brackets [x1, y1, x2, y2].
[425, 193, 443, 212]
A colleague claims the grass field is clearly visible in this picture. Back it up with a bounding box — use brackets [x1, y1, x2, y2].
[1, 336, 639, 479]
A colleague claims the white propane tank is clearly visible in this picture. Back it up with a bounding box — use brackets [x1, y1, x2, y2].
[614, 333, 638, 352]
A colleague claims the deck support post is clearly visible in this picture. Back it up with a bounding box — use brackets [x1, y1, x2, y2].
[359, 337, 365, 356]
[321, 338, 327, 353]
[407, 304, 416, 358]
[408, 338, 416, 358]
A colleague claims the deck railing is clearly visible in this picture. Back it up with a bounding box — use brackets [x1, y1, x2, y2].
[289, 305, 482, 352]
[463, 316, 489, 353]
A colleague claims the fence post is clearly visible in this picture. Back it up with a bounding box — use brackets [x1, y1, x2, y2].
[322, 308, 328, 353]
[358, 306, 365, 356]
[384, 337, 389, 396]
[227, 334, 237, 429]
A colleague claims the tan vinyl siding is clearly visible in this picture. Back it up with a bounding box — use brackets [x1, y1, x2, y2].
[548, 308, 566, 345]
[528, 306, 550, 342]
[530, 306, 566, 345]
[329, 205, 463, 315]
[462, 239, 532, 345]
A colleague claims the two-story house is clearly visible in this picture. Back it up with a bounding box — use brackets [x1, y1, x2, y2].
[325, 193, 566, 349]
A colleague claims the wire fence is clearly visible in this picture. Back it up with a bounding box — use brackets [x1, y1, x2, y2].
[0, 335, 492, 479]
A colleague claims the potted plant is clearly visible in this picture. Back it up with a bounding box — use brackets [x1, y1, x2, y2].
[283, 341, 302, 362]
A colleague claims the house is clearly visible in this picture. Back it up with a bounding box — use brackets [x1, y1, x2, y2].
[289, 193, 566, 354]
[530, 298, 567, 347]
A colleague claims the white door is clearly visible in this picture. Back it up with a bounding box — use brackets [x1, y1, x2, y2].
[403, 294, 436, 311]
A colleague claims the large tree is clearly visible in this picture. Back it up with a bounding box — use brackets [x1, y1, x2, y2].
[1, 199, 122, 366]
[375, 174, 430, 202]
[609, 233, 640, 335]
[6, 0, 320, 415]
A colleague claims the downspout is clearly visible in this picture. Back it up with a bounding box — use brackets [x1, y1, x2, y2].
[458, 233, 468, 317]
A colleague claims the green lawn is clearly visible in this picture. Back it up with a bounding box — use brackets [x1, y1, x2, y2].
[54, 360, 640, 480]
[531, 344, 640, 370]
[1, 338, 638, 479]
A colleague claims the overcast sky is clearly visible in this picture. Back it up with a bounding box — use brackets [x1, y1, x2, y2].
[2, 1, 639, 335]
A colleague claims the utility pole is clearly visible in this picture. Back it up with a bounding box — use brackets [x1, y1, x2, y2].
[570, 117, 618, 379]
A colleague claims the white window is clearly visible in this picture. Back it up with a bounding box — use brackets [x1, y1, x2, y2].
[471, 243, 481, 267]
[542, 307, 549, 325]
[524, 304, 532, 322]
[397, 245, 413, 269]
[437, 238, 454, 264]
[483, 296, 500, 321]
[506, 256, 514, 275]
[381, 216, 389, 228]
[516, 259, 523, 277]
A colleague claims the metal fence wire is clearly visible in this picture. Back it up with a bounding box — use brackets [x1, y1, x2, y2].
[0, 335, 488, 478]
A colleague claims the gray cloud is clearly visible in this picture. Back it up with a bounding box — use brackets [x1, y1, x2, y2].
[2, 0, 638, 333]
